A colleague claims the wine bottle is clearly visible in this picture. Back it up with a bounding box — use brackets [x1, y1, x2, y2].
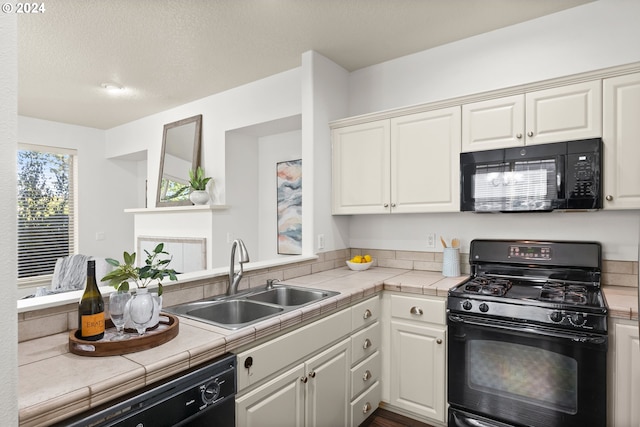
[78, 260, 105, 341]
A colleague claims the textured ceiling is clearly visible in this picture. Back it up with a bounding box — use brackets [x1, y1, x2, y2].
[18, 0, 592, 129]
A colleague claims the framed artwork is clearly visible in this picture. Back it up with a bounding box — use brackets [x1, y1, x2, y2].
[277, 159, 302, 255]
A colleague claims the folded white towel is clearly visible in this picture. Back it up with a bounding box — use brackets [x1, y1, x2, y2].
[51, 254, 91, 291]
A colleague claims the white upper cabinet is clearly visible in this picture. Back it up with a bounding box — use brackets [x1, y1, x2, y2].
[603, 72, 640, 209]
[390, 107, 461, 213]
[462, 81, 602, 151]
[332, 120, 391, 215]
[332, 107, 461, 214]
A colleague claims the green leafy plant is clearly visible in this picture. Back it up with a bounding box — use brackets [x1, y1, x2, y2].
[188, 166, 212, 191]
[101, 243, 177, 295]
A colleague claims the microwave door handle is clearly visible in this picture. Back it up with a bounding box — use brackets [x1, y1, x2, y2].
[557, 155, 565, 199]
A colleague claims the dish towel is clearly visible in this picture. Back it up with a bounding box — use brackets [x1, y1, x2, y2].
[51, 254, 91, 291]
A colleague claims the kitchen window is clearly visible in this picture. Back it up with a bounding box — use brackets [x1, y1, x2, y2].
[17, 143, 77, 286]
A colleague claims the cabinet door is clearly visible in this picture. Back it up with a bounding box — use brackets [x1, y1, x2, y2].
[390, 320, 446, 422]
[391, 107, 461, 213]
[305, 338, 351, 427]
[236, 364, 305, 427]
[603, 72, 640, 209]
[462, 94, 525, 151]
[613, 322, 640, 427]
[332, 120, 391, 214]
[525, 80, 602, 145]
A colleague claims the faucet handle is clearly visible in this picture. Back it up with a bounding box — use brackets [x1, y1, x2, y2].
[266, 279, 279, 289]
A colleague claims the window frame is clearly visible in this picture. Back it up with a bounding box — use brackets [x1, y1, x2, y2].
[17, 143, 78, 289]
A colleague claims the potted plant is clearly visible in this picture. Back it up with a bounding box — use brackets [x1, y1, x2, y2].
[102, 243, 178, 334]
[188, 166, 212, 205]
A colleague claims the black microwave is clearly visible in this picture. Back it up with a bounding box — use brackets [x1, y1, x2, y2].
[460, 138, 602, 212]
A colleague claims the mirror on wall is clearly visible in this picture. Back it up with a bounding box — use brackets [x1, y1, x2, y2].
[156, 114, 202, 207]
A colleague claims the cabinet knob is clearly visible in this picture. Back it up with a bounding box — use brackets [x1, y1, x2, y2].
[308, 371, 316, 378]
[516, 133, 523, 139]
[363, 370, 372, 381]
[383, 203, 389, 208]
[363, 338, 372, 349]
[527, 131, 534, 137]
[363, 402, 372, 414]
[300, 376, 308, 383]
[437, 338, 443, 344]
[363, 309, 372, 319]
[410, 306, 423, 316]
[391, 203, 396, 208]
[606, 195, 613, 201]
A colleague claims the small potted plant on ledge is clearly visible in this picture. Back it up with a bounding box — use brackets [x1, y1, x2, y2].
[188, 166, 212, 205]
[102, 243, 178, 335]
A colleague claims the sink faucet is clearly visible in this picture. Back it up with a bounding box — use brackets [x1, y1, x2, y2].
[228, 239, 250, 295]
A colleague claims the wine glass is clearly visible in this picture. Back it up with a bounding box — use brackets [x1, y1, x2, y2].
[109, 291, 131, 341]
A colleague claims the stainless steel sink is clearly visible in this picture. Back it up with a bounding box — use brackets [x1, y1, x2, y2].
[245, 286, 333, 306]
[166, 284, 339, 330]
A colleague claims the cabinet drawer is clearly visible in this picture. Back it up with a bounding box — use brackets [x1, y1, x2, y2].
[351, 296, 380, 331]
[351, 350, 381, 399]
[236, 308, 351, 390]
[351, 321, 380, 364]
[391, 294, 445, 325]
[350, 380, 381, 427]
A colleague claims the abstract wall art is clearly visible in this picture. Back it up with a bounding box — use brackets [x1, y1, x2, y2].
[276, 159, 302, 255]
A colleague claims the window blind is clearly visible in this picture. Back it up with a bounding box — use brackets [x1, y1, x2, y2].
[17, 144, 77, 281]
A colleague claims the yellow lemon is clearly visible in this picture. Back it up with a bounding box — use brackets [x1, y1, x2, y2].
[364, 254, 372, 263]
[352, 255, 363, 263]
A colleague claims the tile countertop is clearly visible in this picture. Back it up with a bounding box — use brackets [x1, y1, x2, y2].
[17, 267, 638, 427]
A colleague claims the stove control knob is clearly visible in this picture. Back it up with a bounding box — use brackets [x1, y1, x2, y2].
[202, 379, 221, 404]
[479, 303, 489, 313]
[462, 301, 472, 311]
[550, 311, 563, 323]
[570, 313, 587, 326]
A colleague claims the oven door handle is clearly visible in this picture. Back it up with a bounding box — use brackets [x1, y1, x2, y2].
[448, 314, 607, 345]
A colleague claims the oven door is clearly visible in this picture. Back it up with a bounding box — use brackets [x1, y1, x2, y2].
[447, 313, 607, 427]
[460, 143, 566, 212]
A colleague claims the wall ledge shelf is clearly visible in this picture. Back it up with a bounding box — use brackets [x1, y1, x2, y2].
[125, 205, 230, 214]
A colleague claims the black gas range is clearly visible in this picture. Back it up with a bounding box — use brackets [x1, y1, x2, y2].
[447, 240, 608, 427]
[447, 239, 608, 333]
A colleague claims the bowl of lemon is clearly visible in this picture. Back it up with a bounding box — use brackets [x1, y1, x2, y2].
[346, 254, 373, 271]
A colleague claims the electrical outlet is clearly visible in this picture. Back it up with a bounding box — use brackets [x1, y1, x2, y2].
[226, 232, 233, 243]
[317, 234, 325, 250]
[426, 233, 436, 248]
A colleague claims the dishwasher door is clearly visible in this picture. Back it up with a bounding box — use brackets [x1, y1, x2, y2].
[57, 353, 236, 427]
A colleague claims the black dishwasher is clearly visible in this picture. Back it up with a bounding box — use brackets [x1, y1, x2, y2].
[57, 353, 236, 427]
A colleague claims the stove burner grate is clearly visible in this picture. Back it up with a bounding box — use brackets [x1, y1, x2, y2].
[464, 277, 512, 297]
[539, 282, 589, 305]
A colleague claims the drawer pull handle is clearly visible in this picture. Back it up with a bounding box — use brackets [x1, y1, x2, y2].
[363, 402, 372, 414]
[363, 338, 372, 349]
[300, 376, 308, 383]
[437, 338, 443, 344]
[363, 309, 372, 319]
[362, 370, 372, 381]
[308, 371, 316, 378]
[410, 306, 423, 316]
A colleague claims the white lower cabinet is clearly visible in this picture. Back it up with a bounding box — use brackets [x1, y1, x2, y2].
[610, 319, 640, 426]
[236, 363, 306, 427]
[235, 295, 381, 427]
[388, 294, 447, 424]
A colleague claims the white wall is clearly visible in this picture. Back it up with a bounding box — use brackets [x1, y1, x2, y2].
[107, 68, 303, 268]
[0, 11, 19, 425]
[344, 0, 640, 261]
[18, 117, 137, 260]
[301, 51, 351, 254]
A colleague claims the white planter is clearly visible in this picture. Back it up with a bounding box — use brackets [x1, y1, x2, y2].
[189, 190, 209, 205]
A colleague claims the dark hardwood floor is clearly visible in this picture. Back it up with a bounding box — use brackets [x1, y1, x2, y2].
[360, 408, 436, 427]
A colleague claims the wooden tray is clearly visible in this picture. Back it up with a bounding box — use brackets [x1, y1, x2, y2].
[69, 313, 179, 357]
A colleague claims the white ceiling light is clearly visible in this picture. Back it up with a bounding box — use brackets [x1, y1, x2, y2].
[100, 82, 125, 93]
